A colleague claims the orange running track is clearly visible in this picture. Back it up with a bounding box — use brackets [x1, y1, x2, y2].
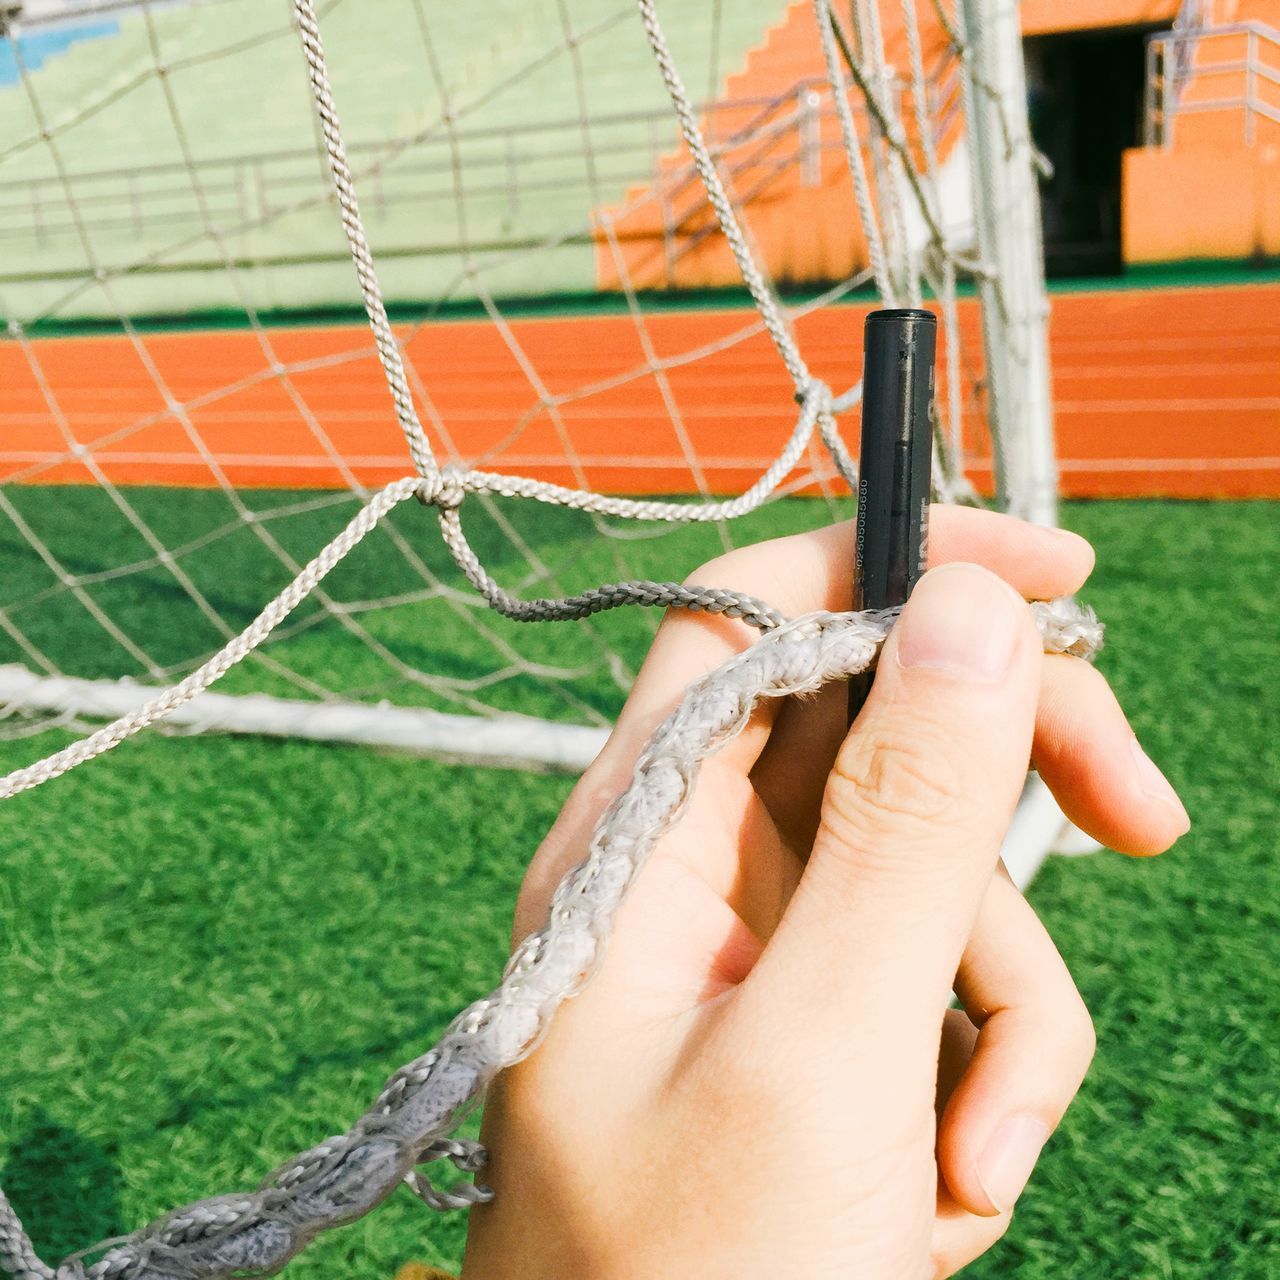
[3, 281, 1277, 499]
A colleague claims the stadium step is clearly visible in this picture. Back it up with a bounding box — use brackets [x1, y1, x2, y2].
[0, 1, 772, 318]
[595, 0, 960, 292]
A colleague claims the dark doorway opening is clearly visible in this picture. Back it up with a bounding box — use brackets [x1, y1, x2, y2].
[1024, 26, 1158, 277]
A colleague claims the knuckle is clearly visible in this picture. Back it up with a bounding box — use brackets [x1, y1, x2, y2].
[683, 545, 788, 608]
[513, 843, 564, 935]
[570, 759, 633, 823]
[1062, 994, 1097, 1072]
[682, 548, 743, 590]
[823, 718, 983, 854]
[515, 757, 631, 921]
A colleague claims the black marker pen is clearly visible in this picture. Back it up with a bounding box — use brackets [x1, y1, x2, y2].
[848, 308, 937, 724]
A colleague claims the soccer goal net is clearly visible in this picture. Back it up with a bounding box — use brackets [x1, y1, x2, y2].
[0, 2, 1089, 1277]
[0, 0, 1054, 778]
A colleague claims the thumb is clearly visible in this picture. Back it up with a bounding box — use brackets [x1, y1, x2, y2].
[745, 562, 1043, 1059]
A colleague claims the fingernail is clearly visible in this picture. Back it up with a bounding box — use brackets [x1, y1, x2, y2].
[1130, 738, 1191, 833]
[973, 1114, 1049, 1214]
[895, 563, 1021, 683]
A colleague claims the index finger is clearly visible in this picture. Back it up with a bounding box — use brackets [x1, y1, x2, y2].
[616, 505, 1092, 759]
[516, 508, 1092, 932]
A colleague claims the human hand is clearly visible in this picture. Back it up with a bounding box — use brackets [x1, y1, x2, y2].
[462, 508, 1189, 1279]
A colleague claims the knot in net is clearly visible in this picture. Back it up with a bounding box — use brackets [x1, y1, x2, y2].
[415, 466, 468, 512]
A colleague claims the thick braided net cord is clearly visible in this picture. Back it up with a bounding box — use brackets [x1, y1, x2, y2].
[0, 601, 1102, 1280]
[0, 0, 1089, 1274]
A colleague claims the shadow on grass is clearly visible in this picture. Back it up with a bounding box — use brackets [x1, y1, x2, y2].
[0, 1109, 125, 1265]
[150, 1006, 453, 1140]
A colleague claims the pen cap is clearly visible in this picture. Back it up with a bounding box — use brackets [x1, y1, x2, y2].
[854, 308, 937, 613]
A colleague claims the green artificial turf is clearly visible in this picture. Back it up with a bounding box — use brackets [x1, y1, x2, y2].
[0, 497, 1276, 1277]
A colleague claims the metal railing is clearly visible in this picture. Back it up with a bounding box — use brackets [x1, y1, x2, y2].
[651, 49, 964, 282]
[0, 57, 967, 280]
[1145, 19, 1280, 148]
[0, 93, 821, 249]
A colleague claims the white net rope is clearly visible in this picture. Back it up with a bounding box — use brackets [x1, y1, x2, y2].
[0, 0, 1074, 1274]
[0, 0, 1018, 760]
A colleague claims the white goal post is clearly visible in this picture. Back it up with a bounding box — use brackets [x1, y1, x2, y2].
[0, 0, 1082, 870]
